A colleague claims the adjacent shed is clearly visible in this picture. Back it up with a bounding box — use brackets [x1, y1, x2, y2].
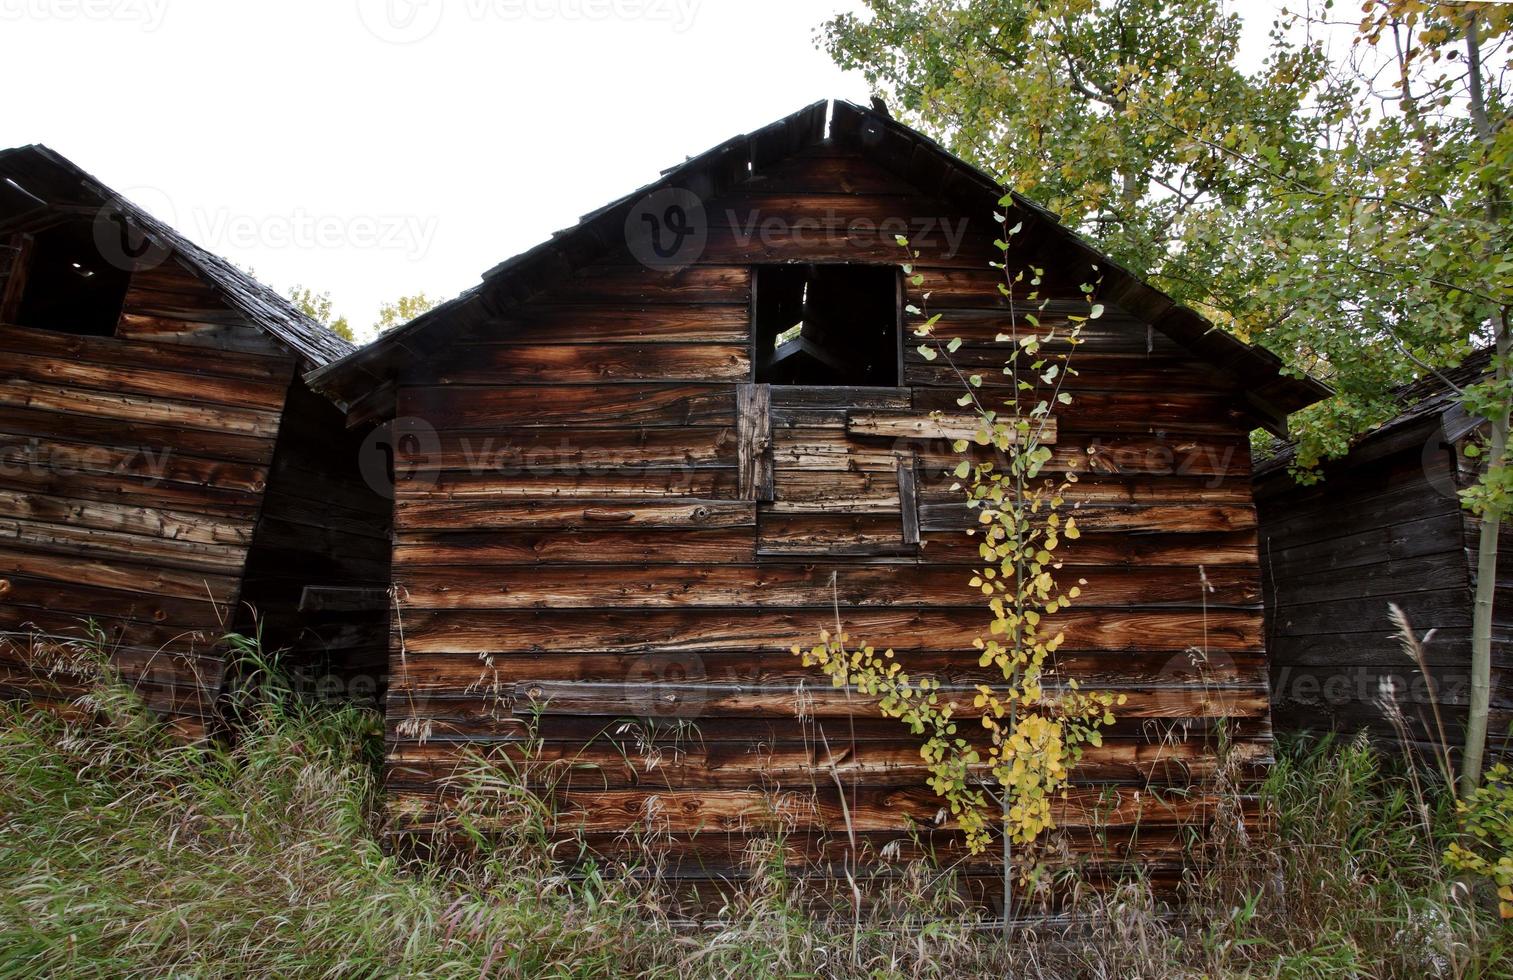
[1256, 349, 1512, 756]
[309, 100, 1328, 908]
[0, 145, 392, 737]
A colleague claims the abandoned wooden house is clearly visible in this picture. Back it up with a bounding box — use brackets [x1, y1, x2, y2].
[308, 100, 1329, 908]
[0, 145, 391, 738]
[1257, 348, 1511, 757]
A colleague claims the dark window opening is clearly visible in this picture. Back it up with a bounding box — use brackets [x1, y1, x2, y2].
[10, 222, 131, 337]
[753, 264, 899, 386]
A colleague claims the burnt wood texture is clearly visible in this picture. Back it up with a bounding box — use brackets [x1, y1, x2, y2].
[0, 145, 389, 737]
[307, 101, 1327, 911]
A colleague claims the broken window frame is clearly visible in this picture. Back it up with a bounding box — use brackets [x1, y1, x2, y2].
[749, 263, 904, 388]
[1, 219, 132, 338]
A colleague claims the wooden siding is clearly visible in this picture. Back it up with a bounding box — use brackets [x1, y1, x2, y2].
[0, 254, 388, 735]
[382, 148, 1269, 909]
[233, 377, 393, 704]
[0, 258, 294, 736]
[1257, 422, 1513, 755]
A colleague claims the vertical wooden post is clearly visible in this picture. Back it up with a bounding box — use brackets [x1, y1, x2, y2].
[896, 454, 919, 546]
[0, 233, 34, 324]
[737, 382, 772, 502]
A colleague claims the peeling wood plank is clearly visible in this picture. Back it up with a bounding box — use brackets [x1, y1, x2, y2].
[847, 410, 1058, 444]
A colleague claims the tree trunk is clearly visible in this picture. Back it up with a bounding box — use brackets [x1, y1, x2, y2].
[1462, 326, 1510, 796]
[1459, 11, 1506, 796]
[1002, 793, 1014, 940]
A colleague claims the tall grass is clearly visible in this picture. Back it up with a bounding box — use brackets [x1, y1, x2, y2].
[0, 640, 1506, 978]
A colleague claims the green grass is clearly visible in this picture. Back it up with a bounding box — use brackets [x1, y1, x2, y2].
[0, 663, 1507, 978]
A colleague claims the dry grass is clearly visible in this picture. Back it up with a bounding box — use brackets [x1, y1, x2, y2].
[0, 643, 1507, 978]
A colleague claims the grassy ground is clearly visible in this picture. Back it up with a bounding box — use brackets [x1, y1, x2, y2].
[0, 666, 1506, 978]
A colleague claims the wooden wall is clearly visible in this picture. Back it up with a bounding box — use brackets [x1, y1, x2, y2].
[0, 258, 293, 736]
[0, 253, 388, 735]
[1257, 420, 1513, 756]
[234, 377, 392, 703]
[382, 147, 1271, 910]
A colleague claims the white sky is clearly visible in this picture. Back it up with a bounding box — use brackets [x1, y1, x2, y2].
[0, 0, 1280, 340]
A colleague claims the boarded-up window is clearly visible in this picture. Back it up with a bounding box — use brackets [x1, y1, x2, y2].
[741, 386, 921, 558]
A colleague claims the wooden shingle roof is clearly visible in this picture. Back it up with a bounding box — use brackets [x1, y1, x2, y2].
[0, 144, 352, 368]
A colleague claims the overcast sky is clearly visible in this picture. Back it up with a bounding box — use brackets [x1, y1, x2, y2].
[0, 0, 1278, 340]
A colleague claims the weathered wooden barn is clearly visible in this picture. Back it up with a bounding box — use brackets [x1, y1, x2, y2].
[1257, 348, 1512, 757]
[308, 100, 1328, 908]
[0, 145, 391, 738]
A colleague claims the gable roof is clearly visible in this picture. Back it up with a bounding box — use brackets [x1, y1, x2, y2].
[307, 99, 1329, 427]
[0, 144, 352, 368]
